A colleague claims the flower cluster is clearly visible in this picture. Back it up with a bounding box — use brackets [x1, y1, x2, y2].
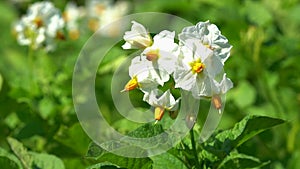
[63, 2, 85, 40]
[13, 1, 65, 51]
[87, 0, 129, 35]
[12, 0, 129, 51]
[121, 21, 233, 121]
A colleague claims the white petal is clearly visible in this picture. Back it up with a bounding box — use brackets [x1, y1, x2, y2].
[122, 21, 152, 49]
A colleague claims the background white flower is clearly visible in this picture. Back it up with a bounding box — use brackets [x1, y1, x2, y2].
[86, 0, 129, 35]
[13, 1, 65, 51]
[63, 2, 85, 40]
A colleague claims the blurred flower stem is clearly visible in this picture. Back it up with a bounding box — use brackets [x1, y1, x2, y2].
[245, 26, 285, 118]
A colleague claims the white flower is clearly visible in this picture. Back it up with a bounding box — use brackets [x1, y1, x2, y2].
[87, 0, 111, 18]
[142, 30, 179, 74]
[47, 14, 64, 38]
[174, 38, 223, 98]
[99, 1, 129, 36]
[13, 20, 45, 48]
[122, 21, 152, 49]
[179, 20, 232, 64]
[143, 89, 180, 120]
[13, 1, 65, 51]
[211, 73, 233, 95]
[121, 56, 169, 92]
[63, 2, 84, 40]
[86, 0, 128, 34]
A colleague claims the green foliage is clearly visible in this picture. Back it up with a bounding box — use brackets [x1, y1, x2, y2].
[86, 142, 152, 169]
[0, 0, 298, 168]
[217, 152, 270, 169]
[0, 147, 22, 169]
[54, 123, 91, 155]
[30, 152, 65, 169]
[151, 152, 189, 169]
[84, 115, 284, 169]
[6, 137, 65, 169]
[215, 115, 285, 148]
[7, 137, 33, 169]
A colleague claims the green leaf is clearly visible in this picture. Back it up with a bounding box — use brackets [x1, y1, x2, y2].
[0, 156, 19, 169]
[38, 98, 55, 119]
[151, 152, 188, 169]
[127, 122, 164, 138]
[87, 162, 125, 169]
[7, 137, 66, 169]
[227, 81, 256, 108]
[30, 152, 65, 169]
[54, 123, 90, 155]
[216, 115, 285, 148]
[0, 147, 23, 169]
[86, 142, 153, 169]
[217, 152, 270, 169]
[4, 112, 20, 129]
[243, 0, 273, 26]
[7, 137, 33, 169]
[123, 123, 170, 150]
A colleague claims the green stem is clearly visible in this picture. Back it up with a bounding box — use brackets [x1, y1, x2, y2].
[190, 127, 201, 168]
[27, 46, 37, 108]
[28, 47, 34, 86]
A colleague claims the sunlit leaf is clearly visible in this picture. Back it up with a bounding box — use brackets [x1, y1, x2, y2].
[7, 137, 33, 169]
[30, 152, 65, 169]
[86, 142, 152, 169]
[54, 123, 90, 155]
[217, 152, 270, 169]
[151, 152, 188, 169]
[227, 81, 256, 108]
[216, 115, 285, 148]
[127, 122, 164, 138]
[243, 0, 273, 26]
[0, 147, 23, 169]
[0, 156, 19, 169]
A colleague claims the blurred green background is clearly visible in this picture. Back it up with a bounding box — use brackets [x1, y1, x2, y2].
[0, 0, 299, 168]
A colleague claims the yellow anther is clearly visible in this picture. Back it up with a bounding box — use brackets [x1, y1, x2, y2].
[189, 58, 205, 74]
[154, 107, 165, 121]
[33, 17, 43, 28]
[121, 76, 139, 92]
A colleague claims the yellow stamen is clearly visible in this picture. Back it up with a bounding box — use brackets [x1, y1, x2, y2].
[145, 49, 159, 61]
[56, 31, 66, 40]
[95, 4, 106, 15]
[33, 17, 43, 28]
[62, 12, 69, 22]
[154, 107, 165, 121]
[204, 44, 214, 50]
[88, 18, 100, 32]
[121, 76, 139, 92]
[69, 29, 80, 40]
[189, 58, 205, 74]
